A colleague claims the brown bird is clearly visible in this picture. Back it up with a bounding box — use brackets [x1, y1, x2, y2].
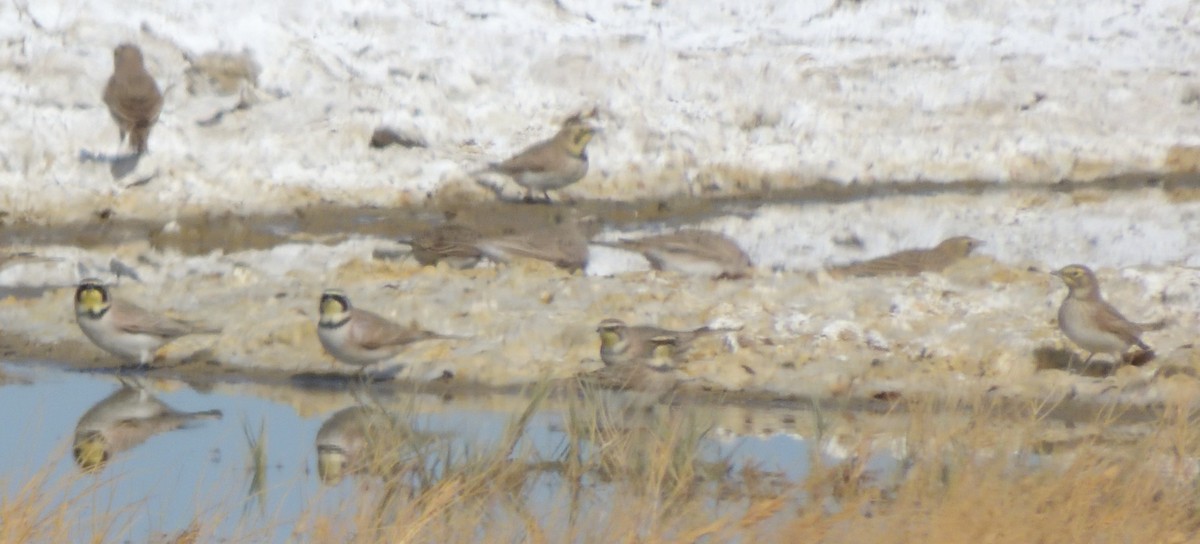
[585, 338, 685, 398]
[830, 236, 984, 277]
[1052, 264, 1164, 370]
[315, 406, 432, 484]
[483, 112, 597, 202]
[596, 318, 737, 367]
[73, 379, 222, 471]
[596, 230, 753, 278]
[474, 212, 594, 271]
[317, 290, 461, 371]
[404, 223, 483, 269]
[103, 44, 163, 155]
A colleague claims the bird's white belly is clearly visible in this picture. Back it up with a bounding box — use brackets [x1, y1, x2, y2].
[78, 317, 164, 363]
[643, 251, 727, 277]
[1059, 301, 1129, 354]
[514, 161, 586, 190]
[318, 324, 392, 366]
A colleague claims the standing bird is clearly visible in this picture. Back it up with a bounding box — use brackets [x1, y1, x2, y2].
[595, 318, 737, 367]
[596, 230, 753, 279]
[1052, 264, 1163, 370]
[481, 113, 597, 202]
[586, 336, 686, 399]
[316, 290, 459, 372]
[74, 278, 221, 368]
[73, 379, 222, 472]
[830, 236, 984, 277]
[103, 43, 163, 155]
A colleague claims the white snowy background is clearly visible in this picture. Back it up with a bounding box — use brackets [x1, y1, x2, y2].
[2, 0, 1198, 222]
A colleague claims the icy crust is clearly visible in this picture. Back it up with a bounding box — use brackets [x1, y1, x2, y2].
[3, 0, 1200, 222]
[2, 193, 1198, 407]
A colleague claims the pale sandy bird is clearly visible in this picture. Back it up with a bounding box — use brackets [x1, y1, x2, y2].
[74, 278, 221, 368]
[103, 44, 163, 155]
[596, 230, 752, 278]
[481, 113, 598, 202]
[73, 379, 221, 471]
[315, 406, 431, 484]
[1052, 264, 1164, 370]
[317, 290, 460, 371]
[830, 236, 984, 277]
[596, 318, 737, 367]
[403, 223, 483, 269]
[474, 213, 593, 271]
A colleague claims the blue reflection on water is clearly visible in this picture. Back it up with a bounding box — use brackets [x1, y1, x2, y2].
[0, 363, 817, 543]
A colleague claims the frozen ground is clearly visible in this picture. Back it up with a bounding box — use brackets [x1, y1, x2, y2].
[1, 1, 1199, 405]
[1, 0, 1198, 222]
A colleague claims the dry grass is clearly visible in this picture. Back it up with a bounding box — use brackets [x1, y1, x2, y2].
[3, 387, 1200, 543]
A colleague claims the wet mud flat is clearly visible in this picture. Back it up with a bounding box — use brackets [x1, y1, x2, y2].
[1, 173, 1199, 414]
[1, 171, 1193, 256]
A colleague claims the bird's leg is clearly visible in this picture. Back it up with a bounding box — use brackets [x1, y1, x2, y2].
[1079, 353, 1095, 373]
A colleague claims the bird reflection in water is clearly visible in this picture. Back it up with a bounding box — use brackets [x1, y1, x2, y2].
[73, 378, 222, 472]
[315, 406, 433, 485]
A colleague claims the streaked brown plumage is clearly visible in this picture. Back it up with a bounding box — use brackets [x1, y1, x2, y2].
[830, 236, 984, 277]
[1052, 264, 1164, 369]
[103, 44, 162, 155]
[597, 230, 752, 278]
[407, 223, 483, 269]
[596, 318, 736, 367]
[474, 213, 592, 271]
[485, 113, 597, 202]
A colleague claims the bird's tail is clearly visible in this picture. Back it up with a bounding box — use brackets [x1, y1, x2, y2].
[186, 409, 223, 420]
[191, 323, 223, 335]
[1137, 317, 1171, 332]
[693, 325, 742, 337]
[130, 124, 152, 155]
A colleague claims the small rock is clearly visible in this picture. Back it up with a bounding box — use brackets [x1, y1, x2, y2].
[370, 126, 427, 149]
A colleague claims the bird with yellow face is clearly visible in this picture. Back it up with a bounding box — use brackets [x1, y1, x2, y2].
[481, 112, 599, 203]
[595, 318, 737, 368]
[74, 278, 220, 368]
[73, 379, 221, 472]
[315, 406, 433, 485]
[317, 290, 461, 373]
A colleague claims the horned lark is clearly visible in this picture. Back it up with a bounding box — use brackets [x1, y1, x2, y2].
[317, 290, 459, 371]
[482, 112, 598, 202]
[103, 44, 163, 155]
[474, 213, 592, 271]
[597, 230, 752, 278]
[73, 379, 222, 471]
[596, 318, 736, 367]
[74, 278, 220, 368]
[315, 406, 427, 484]
[1052, 264, 1163, 369]
[405, 223, 483, 269]
[830, 236, 984, 277]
